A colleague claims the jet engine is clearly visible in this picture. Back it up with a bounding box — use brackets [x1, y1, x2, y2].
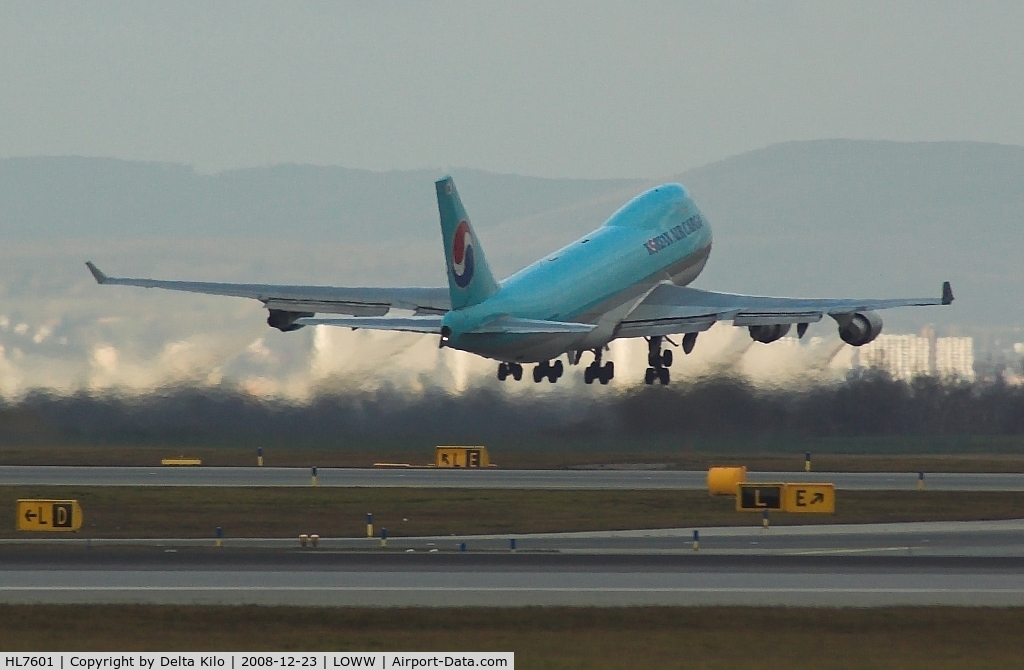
[748, 323, 791, 344]
[836, 310, 883, 346]
[267, 309, 314, 332]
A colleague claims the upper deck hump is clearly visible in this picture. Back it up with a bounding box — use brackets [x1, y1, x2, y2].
[602, 183, 690, 229]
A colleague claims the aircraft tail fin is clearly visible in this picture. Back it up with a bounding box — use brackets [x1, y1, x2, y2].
[435, 176, 500, 310]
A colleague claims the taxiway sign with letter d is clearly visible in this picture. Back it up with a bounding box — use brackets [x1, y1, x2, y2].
[16, 499, 83, 531]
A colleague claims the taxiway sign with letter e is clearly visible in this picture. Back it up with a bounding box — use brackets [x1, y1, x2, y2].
[783, 484, 835, 513]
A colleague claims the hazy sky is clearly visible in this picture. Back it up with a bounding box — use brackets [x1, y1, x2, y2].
[2, 1, 1022, 178]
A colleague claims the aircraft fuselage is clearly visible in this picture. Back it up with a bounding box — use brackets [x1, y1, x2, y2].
[442, 184, 713, 362]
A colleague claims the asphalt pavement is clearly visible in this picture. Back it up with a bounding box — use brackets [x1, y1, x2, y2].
[3, 520, 1024, 606]
[2, 466, 1024, 490]
[2, 549, 1022, 607]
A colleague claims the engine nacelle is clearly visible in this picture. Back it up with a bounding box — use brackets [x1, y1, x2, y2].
[267, 309, 314, 332]
[748, 323, 791, 344]
[837, 310, 883, 346]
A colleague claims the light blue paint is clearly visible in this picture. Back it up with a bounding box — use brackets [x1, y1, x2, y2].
[441, 179, 712, 361]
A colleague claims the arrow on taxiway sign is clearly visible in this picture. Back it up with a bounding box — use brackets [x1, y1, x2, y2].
[24, 509, 36, 522]
[812, 492, 825, 504]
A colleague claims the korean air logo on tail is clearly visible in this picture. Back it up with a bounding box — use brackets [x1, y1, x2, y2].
[451, 220, 475, 288]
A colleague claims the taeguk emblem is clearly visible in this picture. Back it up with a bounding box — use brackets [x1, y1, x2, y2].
[451, 220, 475, 288]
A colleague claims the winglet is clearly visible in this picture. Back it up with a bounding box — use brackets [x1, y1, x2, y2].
[941, 281, 954, 305]
[85, 261, 107, 284]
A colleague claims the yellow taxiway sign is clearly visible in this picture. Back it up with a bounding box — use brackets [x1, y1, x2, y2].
[16, 499, 83, 532]
[736, 483, 836, 513]
[435, 446, 491, 468]
[736, 483, 785, 511]
[783, 483, 836, 513]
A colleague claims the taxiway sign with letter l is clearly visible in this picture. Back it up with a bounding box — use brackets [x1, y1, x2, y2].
[737, 484, 784, 511]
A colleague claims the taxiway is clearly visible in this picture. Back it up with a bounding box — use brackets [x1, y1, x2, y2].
[2, 466, 1023, 490]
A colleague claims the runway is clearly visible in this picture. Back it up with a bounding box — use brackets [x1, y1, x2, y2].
[3, 465, 1024, 490]
[3, 520, 1024, 606]
[2, 550, 1022, 607]
[7, 519, 1024, 557]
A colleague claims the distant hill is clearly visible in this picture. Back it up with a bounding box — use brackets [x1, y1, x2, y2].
[0, 157, 641, 244]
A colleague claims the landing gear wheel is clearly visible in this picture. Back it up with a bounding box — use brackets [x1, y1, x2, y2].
[662, 349, 673, 367]
[544, 359, 564, 383]
[510, 363, 523, 381]
[645, 368, 655, 385]
[497, 363, 508, 381]
[533, 365, 544, 383]
[584, 349, 612, 386]
[658, 367, 670, 385]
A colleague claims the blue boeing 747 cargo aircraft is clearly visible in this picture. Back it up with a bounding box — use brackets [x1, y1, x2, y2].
[87, 177, 952, 386]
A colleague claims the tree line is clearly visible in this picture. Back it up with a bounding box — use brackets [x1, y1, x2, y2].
[0, 373, 1022, 446]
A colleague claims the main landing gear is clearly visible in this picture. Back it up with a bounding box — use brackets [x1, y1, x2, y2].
[497, 362, 523, 381]
[532, 359, 564, 383]
[643, 333, 698, 385]
[645, 336, 672, 385]
[583, 349, 615, 385]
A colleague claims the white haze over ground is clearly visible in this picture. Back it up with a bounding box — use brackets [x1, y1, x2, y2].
[0, 304, 852, 400]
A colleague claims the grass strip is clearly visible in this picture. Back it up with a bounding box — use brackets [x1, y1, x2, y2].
[1, 605, 1024, 668]
[2, 487, 1023, 539]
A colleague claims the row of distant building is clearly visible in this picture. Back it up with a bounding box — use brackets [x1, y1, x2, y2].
[853, 326, 976, 382]
[846, 324, 1024, 384]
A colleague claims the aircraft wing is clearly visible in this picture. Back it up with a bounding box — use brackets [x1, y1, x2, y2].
[298, 314, 596, 335]
[88, 262, 597, 336]
[296, 315, 446, 333]
[616, 281, 953, 338]
[85, 262, 451, 316]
